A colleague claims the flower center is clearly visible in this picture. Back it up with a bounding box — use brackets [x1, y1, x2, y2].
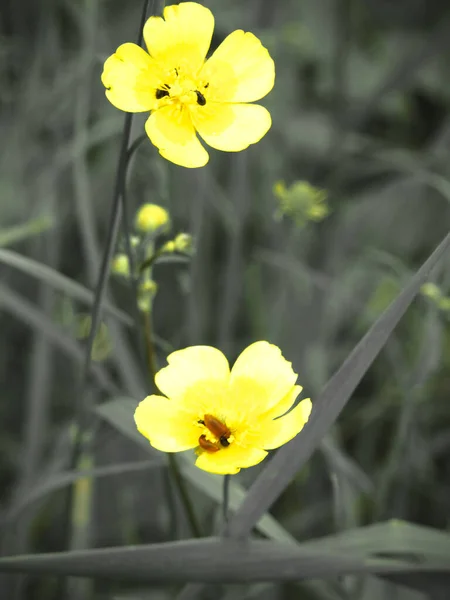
[197, 414, 233, 453]
[154, 67, 209, 108]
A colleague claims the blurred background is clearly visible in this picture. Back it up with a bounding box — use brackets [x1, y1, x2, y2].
[1, 0, 450, 598]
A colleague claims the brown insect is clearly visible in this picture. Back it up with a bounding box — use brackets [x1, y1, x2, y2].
[198, 434, 219, 453]
[198, 414, 231, 453]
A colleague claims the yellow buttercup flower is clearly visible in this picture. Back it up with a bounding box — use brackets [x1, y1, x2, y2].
[101, 2, 275, 168]
[134, 341, 312, 474]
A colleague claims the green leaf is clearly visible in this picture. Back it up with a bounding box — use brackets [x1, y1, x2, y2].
[225, 233, 450, 539]
[95, 398, 298, 546]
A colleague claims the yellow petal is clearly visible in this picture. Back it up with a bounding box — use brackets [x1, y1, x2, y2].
[200, 30, 275, 103]
[264, 385, 303, 420]
[155, 346, 230, 400]
[101, 43, 161, 112]
[143, 2, 214, 72]
[145, 105, 209, 168]
[195, 443, 268, 475]
[134, 395, 199, 452]
[229, 341, 298, 416]
[260, 399, 312, 450]
[191, 103, 271, 152]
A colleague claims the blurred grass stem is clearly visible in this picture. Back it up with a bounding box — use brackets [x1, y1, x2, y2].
[64, 0, 159, 593]
[223, 475, 230, 526]
[168, 455, 202, 538]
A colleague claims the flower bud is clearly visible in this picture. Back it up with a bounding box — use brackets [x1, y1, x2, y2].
[420, 283, 442, 301]
[161, 240, 176, 253]
[135, 204, 170, 233]
[273, 180, 329, 227]
[138, 279, 158, 312]
[111, 254, 130, 277]
[173, 233, 194, 253]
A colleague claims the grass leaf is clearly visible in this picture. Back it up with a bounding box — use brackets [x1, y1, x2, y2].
[300, 520, 450, 563]
[0, 538, 447, 583]
[0, 248, 133, 327]
[0, 216, 54, 247]
[225, 233, 450, 538]
[0, 283, 118, 395]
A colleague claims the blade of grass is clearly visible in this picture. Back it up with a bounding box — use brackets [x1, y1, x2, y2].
[225, 232, 450, 539]
[0, 283, 118, 395]
[4, 459, 162, 527]
[299, 520, 450, 562]
[0, 248, 133, 328]
[0, 247, 172, 353]
[0, 215, 54, 247]
[0, 539, 447, 584]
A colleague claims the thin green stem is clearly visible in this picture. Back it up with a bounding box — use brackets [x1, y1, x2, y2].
[63, 2, 159, 589]
[143, 310, 158, 386]
[223, 475, 230, 526]
[168, 455, 202, 538]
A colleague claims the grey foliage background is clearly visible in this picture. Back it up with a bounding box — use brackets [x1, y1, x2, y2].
[0, 0, 450, 599]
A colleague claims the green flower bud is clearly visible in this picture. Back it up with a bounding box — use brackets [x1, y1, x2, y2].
[420, 282, 442, 301]
[273, 180, 329, 227]
[173, 233, 194, 253]
[137, 279, 158, 312]
[111, 254, 130, 277]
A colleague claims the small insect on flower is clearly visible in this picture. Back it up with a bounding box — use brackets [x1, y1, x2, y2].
[198, 435, 219, 453]
[199, 414, 232, 450]
[101, 2, 275, 168]
[134, 341, 312, 474]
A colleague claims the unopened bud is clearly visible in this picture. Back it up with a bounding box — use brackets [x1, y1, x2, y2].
[135, 204, 170, 233]
[137, 279, 158, 312]
[111, 254, 130, 277]
[173, 233, 194, 253]
[421, 283, 442, 301]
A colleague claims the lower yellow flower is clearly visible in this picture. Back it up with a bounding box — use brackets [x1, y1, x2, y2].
[101, 2, 275, 168]
[134, 341, 312, 474]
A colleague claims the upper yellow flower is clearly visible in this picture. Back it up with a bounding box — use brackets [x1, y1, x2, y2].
[101, 2, 275, 168]
[134, 341, 312, 474]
